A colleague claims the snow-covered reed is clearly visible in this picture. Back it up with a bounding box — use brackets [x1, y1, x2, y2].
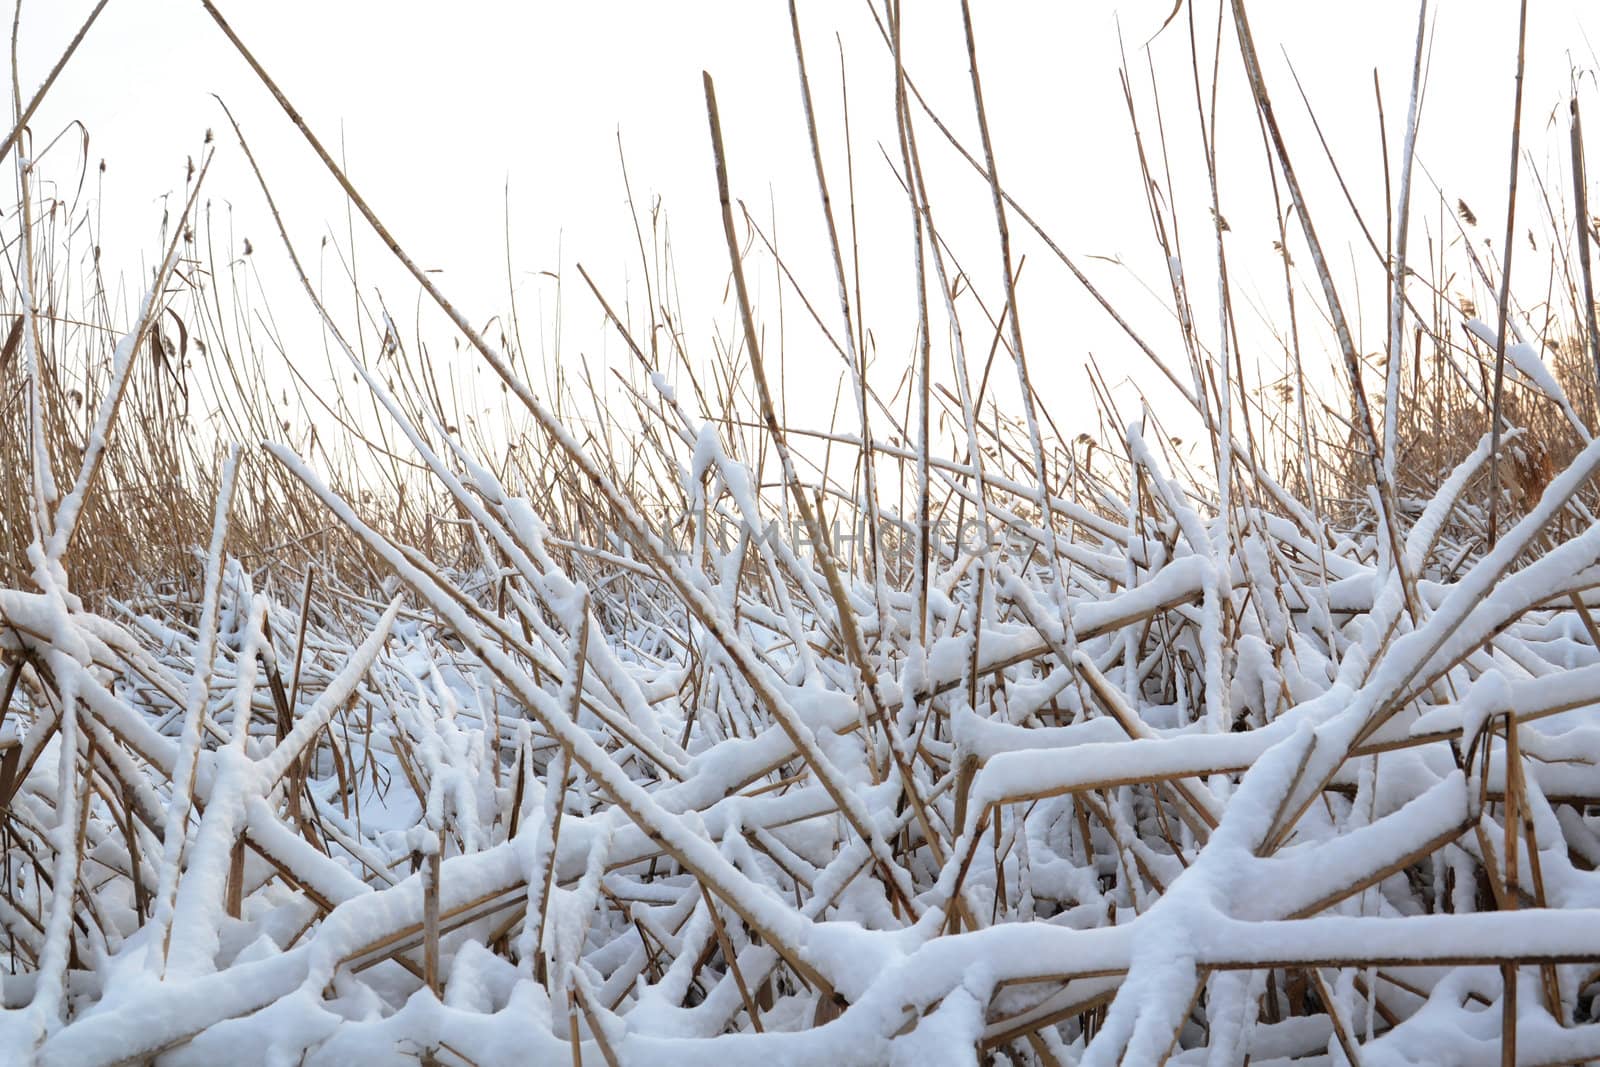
[5, 1, 1600, 1064]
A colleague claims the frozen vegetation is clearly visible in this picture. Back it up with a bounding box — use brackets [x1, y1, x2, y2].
[4, 1, 1600, 1064]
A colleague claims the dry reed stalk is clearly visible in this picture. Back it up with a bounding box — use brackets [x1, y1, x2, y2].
[1488, 0, 1534, 549]
[423, 831, 441, 997]
[703, 71, 941, 891]
[1574, 95, 1600, 390]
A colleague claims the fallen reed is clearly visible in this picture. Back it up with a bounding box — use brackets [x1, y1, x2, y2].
[2, 2, 1600, 1064]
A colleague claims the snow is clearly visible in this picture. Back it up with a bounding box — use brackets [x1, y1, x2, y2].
[17, 393, 1600, 1063]
[7, 414, 1600, 1066]
[8, 16, 1600, 1062]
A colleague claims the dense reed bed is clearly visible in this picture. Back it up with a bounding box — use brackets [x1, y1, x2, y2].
[5, 1, 1600, 1063]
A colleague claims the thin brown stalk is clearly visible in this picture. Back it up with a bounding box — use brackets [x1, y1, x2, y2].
[1487, 0, 1532, 548]
[1574, 95, 1600, 390]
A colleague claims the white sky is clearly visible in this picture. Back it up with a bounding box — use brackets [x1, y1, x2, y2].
[16, 0, 1600, 475]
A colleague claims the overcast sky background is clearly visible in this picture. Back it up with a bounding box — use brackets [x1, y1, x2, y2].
[15, 0, 1600, 472]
